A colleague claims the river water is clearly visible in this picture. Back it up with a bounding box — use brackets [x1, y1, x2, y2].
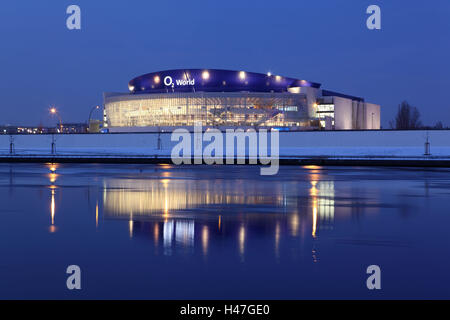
[0, 163, 449, 299]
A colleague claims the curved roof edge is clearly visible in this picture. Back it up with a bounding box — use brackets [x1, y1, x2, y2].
[128, 69, 321, 94]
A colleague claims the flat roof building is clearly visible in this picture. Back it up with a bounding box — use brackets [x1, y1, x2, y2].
[104, 69, 380, 132]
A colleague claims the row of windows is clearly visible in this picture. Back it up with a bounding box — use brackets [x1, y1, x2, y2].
[317, 112, 334, 119]
[317, 104, 334, 112]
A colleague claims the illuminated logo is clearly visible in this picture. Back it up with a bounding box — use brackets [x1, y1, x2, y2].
[164, 76, 195, 88]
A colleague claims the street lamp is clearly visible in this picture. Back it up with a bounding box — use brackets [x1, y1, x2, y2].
[88, 105, 101, 133]
[49, 107, 63, 132]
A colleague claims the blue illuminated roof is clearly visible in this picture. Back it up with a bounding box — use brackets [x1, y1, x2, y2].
[128, 69, 321, 94]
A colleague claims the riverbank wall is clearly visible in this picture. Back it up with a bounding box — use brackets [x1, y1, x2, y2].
[1, 130, 450, 166]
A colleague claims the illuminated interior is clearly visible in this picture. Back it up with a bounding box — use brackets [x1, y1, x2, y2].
[105, 92, 309, 128]
[316, 103, 335, 128]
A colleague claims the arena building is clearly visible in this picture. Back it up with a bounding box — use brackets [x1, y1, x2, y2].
[104, 69, 380, 132]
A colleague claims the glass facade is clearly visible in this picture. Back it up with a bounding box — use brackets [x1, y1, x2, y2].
[316, 104, 335, 128]
[104, 92, 309, 128]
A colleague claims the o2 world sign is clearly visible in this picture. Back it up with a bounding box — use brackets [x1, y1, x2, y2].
[164, 76, 195, 88]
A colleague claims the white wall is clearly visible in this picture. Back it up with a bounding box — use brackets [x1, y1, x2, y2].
[333, 97, 353, 130]
[332, 97, 380, 130]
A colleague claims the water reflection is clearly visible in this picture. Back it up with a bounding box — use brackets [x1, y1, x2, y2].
[49, 187, 56, 233]
[36, 163, 359, 260]
[202, 225, 209, 256]
[48, 163, 59, 233]
[239, 224, 246, 260]
[37, 162, 344, 259]
[163, 220, 174, 255]
[274, 222, 280, 259]
[311, 180, 335, 238]
[97, 168, 338, 259]
[95, 201, 99, 229]
[2, 163, 450, 298]
[128, 218, 133, 238]
[103, 179, 292, 216]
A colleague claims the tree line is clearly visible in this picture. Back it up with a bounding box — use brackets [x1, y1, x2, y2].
[389, 101, 447, 130]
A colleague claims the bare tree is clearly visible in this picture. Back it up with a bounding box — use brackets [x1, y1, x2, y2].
[389, 120, 395, 129]
[394, 101, 422, 129]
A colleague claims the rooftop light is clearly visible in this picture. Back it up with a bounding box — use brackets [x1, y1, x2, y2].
[202, 70, 210, 80]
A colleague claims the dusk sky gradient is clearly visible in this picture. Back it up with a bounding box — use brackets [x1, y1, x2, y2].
[1, 0, 449, 127]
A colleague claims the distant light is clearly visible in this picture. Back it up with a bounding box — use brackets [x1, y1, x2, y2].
[50, 107, 57, 114]
[267, 72, 272, 77]
[128, 85, 135, 92]
[275, 75, 281, 82]
[239, 71, 246, 80]
[202, 70, 210, 80]
[154, 75, 160, 84]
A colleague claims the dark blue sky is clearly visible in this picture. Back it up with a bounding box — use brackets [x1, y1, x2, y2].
[1, 0, 449, 127]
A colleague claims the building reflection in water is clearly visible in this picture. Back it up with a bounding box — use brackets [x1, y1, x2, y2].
[304, 166, 335, 238]
[153, 223, 159, 246]
[50, 187, 56, 233]
[239, 224, 246, 260]
[129, 218, 133, 238]
[103, 179, 287, 216]
[0, 163, 385, 265]
[96, 201, 99, 229]
[100, 167, 337, 259]
[274, 222, 281, 259]
[41, 164, 339, 259]
[47, 163, 59, 233]
[304, 165, 335, 262]
[311, 180, 335, 238]
[163, 220, 174, 255]
[175, 220, 195, 247]
[202, 226, 209, 256]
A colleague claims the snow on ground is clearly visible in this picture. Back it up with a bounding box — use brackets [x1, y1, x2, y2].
[1, 130, 450, 159]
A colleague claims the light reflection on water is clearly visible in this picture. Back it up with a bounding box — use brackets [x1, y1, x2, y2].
[0, 163, 450, 299]
[98, 170, 339, 258]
